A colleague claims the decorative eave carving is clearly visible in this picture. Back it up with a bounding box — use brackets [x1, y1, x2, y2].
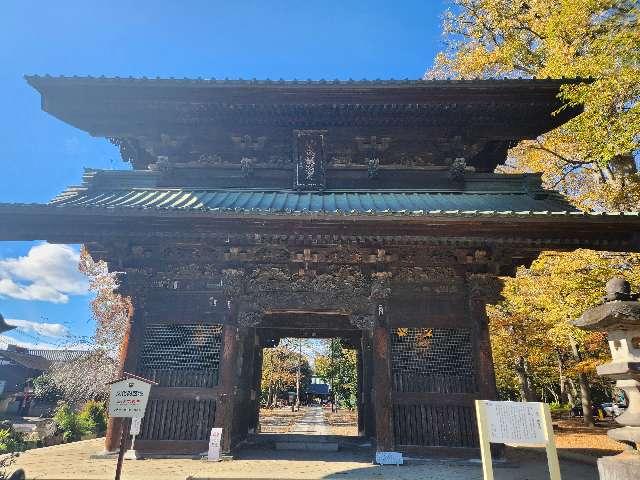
[467, 273, 503, 303]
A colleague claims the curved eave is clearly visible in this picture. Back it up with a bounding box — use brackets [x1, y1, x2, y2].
[0, 203, 638, 251]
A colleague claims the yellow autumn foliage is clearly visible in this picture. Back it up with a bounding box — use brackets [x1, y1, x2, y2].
[428, 0, 640, 211]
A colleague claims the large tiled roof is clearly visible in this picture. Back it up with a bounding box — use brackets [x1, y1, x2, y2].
[25, 75, 590, 87]
[49, 188, 578, 216]
[0, 348, 88, 371]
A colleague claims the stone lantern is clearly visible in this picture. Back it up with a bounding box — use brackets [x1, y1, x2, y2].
[573, 277, 640, 479]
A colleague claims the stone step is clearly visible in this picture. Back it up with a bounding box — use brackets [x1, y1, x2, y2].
[275, 441, 339, 452]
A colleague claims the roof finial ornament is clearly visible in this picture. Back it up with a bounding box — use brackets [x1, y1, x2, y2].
[0, 313, 16, 334]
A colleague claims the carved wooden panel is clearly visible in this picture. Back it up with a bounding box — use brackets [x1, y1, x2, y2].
[294, 130, 325, 190]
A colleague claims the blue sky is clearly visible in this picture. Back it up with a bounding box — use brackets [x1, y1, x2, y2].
[0, 0, 447, 349]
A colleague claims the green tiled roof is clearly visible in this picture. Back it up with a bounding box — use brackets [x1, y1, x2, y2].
[49, 188, 577, 216]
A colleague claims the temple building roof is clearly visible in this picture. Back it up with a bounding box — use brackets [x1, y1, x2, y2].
[49, 187, 575, 216]
[3, 74, 639, 252]
[25, 76, 584, 172]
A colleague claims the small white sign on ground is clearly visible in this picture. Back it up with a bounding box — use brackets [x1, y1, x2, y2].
[207, 427, 223, 461]
[130, 417, 142, 436]
[108, 378, 152, 418]
[475, 400, 561, 480]
[375, 451, 403, 465]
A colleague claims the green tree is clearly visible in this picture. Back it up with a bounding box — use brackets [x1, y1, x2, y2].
[428, 0, 640, 211]
[314, 339, 358, 410]
[261, 346, 311, 407]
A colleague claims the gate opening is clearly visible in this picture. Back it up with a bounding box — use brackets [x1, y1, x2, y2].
[253, 313, 366, 440]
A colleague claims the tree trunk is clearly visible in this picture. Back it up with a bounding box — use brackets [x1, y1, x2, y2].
[566, 378, 577, 407]
[578, 372, 595, 426]
[557, 350, 568, 404]
[570, 336, 595, 426]
[515, 356, 536, 402]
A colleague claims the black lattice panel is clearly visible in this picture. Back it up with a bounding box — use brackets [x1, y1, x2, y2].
[393, 404, 478, 448]
[138, 324, 222, 387]
[139, 399, 216, 441]
[391, 328, 477, 393]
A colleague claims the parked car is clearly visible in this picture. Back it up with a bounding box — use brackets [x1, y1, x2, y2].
[570, 403, 626, 418]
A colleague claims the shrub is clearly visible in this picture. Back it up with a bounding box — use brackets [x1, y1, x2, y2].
[549, 402, 571, 416]
[0, 428, 25, 454]
[79, 400, 108, 436]
[53, 402, 90, 442]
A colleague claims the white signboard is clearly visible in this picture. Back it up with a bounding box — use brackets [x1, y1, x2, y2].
[475, 401, 560, 480]
[207, 427, 223, 461]
[0, 380, 5, 395]
[375, 451, 403, 465]
[484, 400, 545, 445]
[108, 378, 152, 418]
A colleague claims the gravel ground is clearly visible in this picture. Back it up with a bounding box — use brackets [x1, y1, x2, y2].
[9, 438, 600, 480]
[259, 407, 307, 433]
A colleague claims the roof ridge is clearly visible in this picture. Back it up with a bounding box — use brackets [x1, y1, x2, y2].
[25, 75, 593, 86]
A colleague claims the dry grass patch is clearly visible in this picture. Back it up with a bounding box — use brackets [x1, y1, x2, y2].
[323, 408, 358, 436]
[553, 418, 625, 459]
[258, 407, 307, 433]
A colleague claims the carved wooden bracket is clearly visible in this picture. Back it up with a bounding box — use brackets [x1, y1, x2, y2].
[467, 273, 503, 304]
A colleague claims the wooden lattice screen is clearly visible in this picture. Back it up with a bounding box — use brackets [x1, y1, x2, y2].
[391, 327, 479, 448]
[137, 324, 222, 442]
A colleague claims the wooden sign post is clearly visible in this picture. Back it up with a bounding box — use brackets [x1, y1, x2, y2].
[475, 400, 561, 480]
[107, 373, 157, 480]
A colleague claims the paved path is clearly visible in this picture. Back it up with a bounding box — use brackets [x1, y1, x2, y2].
[9, 438, 600, 480]
[288, 406, 332, 436]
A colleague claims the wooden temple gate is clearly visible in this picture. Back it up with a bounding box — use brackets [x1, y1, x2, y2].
[2, 75, 640, 457]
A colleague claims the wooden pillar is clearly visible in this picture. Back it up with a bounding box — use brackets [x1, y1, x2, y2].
[214, 322, 242, 454]
[104, 289, 145, 453]
[468, 273, 503, 458]
[361, 332, 375, 439]
[372, 325, 393, 451]
[356, 346, 364, 436]
[468, 273, 501, 400]
[249, 342, 263, 434]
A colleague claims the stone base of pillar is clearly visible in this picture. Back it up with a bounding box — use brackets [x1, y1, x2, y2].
[597, 451, 640, 480]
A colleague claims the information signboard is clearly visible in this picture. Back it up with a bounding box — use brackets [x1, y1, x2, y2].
[484, 400, 546, 445]
[108, 378, 152, 418]
[475, 400, 560, 480]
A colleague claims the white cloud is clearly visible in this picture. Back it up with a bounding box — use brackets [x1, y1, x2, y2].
[5, 318, 69, 338]
[0, 243, 88, 303]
